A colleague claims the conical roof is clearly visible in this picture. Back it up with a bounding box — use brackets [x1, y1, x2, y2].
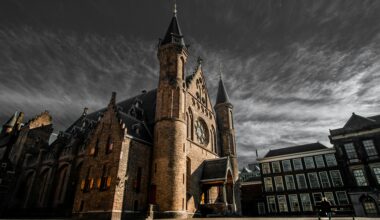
[215, 78, 231, 105]
[4, 112, 18, 128]
[160, 13, 185, 47]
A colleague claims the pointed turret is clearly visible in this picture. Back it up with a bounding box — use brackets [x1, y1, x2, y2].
[159, 3, 186, 47]
[2, 112, 19, 134]
[215, 76, 231, 105]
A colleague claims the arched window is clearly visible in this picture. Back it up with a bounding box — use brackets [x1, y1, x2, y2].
[81, 166, 93, 192]
[188, 108, 194, 140]
[186, 157, 191, 192]
[54, 165, 70, 204]
[39, 168, 51, 206]
[99, 164, 111, 191]
[180, 57, 185, 80]
[211, 126, 216, 153]
[16, 171, 35, 208]
[106, 136, 113, 154]
[89, 139, 99, 157]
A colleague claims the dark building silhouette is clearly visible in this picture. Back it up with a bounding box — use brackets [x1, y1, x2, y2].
[329, 113, 380, 217]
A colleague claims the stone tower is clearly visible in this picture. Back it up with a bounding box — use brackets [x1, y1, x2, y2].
[215, 76, 238, 179]
[151, 5, 188, 218]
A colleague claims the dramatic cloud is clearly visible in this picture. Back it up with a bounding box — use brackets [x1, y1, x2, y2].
[0, 0, 380, 168]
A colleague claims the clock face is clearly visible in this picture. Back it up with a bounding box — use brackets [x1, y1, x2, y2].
[195, 119, 208, 145]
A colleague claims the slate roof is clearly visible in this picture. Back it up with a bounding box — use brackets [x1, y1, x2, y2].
[215, 78, 231, 105]
[264, 142, 328, 158]
[330, 113, 380, 136]
[160, 14, 185, 47]
[66, 89, 157, 144]
[202, 157, 229, 180]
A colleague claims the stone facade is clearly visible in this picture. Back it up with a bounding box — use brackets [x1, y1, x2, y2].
[0, 8, 240, 220]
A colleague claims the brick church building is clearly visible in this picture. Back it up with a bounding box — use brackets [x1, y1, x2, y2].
[0, 5, 240, 219]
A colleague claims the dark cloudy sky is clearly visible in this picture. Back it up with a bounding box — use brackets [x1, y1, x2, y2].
[1, 0, 380, 167]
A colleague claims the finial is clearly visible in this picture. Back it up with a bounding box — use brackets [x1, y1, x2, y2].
[197, 56, 203, 66]
[83, 107, 88, 116]
[173, 0, 177, 16]
[219, 63, 223, 80]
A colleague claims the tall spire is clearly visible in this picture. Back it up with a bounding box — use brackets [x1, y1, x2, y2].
[215, 65, 231, 105]
[160, 1, 186, 47]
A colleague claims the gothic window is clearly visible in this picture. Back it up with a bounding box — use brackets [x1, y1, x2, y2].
[211, 126, 216, 153]
[54, 165, 70, 203]
[194, 118, 208, 145]
[99, 164, 111, 191]
[188, 108, 194, 140]
[39, 168, 51, 206]
[82, 166, 93, 192]
[180, 57, 185, 80]
[134, 167, 142, 193]
[89, 139, 99, 157]
[16, 171, 35, 207]
[186, 157, 191, 191]
[106, 136, 113, 154]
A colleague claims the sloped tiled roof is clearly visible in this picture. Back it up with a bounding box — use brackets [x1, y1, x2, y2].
[202, 157, 229, 180]
[264, 142, 328, 158]
[330, 113, 380, 136]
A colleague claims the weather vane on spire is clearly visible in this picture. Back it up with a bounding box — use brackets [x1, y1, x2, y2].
[173, 0, 177, 16]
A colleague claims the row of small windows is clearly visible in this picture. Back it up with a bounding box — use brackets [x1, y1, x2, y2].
[352, 166, 380, 187]
[262, 154, 337, 174]
[264, 170, 344, 192]
[265, 191, 349, 213]
[343, 140, 377, 160]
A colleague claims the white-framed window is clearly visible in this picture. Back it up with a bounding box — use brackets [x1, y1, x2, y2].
[314, 155, 325, 168]
[304, 157, 315, 169]
[282, 160, 292, 172]
[372, 167, 380, 184]
[274, 176, 284, 191]
[277, 195, 288, 212]
[363, 199, 377, 214]
[330, 170, 344, 187]
[353, 169, 368, 186]
[336, 191, 349, 205]
[257, 202, 266, 215]
[325, 154, 337, 167]
[324, 192, 336, 205]
[312, 192, 323, 205]
[272, 161, 281, 173]
[262, 163, 271, 174]
[319, 171, 331, 188]
[293, 158, 303, 171]
[296, 174, 308, 189]
[300, 193, 313, 211]
[267, 196, 277, 213]
[344, 143, 358, 159]
[308, 172, 320, 189]
[285, 175, 296, 190]
[264, 177, 274, 192]
[363, 140, 377, 156]
[288, 194, 300, 212]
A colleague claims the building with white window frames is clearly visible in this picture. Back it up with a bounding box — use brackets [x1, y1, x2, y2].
[257, 142, 352, 216]
[329, 112, 380, 217]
